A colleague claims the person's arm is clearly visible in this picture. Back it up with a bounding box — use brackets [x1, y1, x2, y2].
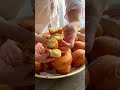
[0, 16, 33, 44]
[61, 0, 83, 48]
[67, 10, 81, 28]
[65, 0, 82, 28]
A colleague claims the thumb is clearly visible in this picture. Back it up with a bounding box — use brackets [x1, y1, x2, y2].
[39, 53, 49, 62]
[60, 40, 74, 49]
[35, 34, 48, 44]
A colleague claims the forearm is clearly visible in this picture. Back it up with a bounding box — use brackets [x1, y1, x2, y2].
[65, 0, 83, 29]
[67, 10, 81, 30]
[68, 10, 81, 23]
[0, 17, 33, 43]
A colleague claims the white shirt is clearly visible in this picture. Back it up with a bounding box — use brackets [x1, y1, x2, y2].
[35, 0, 85, 34]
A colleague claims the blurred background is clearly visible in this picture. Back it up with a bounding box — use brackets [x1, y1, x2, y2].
[0, 0, 119, 90]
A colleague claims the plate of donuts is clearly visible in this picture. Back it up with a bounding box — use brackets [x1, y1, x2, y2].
[35, 27, 85, 79]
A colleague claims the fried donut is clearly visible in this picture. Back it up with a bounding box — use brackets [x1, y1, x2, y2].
[56, 65, 71, 74]
[72, 49, 85, 67]
[49, 27, 63, 34]
[75, 36, 79, 41]
[51, 51, 72, 69]
[35, 61, 43, 73]
[72, 41, 85, 52]
[79, 27, 85, 34]
[43, 62, 53, 70]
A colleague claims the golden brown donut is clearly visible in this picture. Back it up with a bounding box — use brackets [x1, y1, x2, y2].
[72, 49, 85, 67]
[56, 65, 71, 75]
[51, 51, 72, 69]
[35, 61, 43, 73]
[72, 41, 85, 52]
[43, 62, 53, 70]
[75, 36, 79, 41]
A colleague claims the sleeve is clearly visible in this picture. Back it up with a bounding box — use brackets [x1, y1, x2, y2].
[65, 0, 85, 20]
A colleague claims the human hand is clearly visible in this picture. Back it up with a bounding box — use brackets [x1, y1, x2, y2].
[35, 43, 55, 63]
[0, 40, 34, 86]
[35, 33, 48, 44]
[61, 22, 79, 48]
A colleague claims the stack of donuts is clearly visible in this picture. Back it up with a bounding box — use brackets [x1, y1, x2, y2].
[35, 27, 85, 75]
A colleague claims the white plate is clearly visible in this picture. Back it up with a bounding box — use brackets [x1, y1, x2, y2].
[35, 64, 85, 79]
